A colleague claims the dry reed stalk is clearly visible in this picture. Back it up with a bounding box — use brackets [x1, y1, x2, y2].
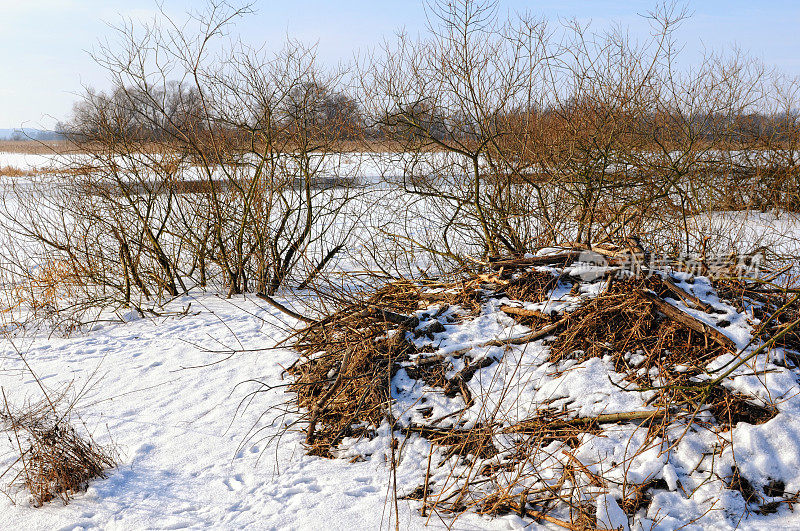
[0, 391, 115, 506]
[0, 166, 34, 178]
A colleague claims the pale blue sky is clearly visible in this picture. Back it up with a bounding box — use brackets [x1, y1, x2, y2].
[1, 0, 798, 129]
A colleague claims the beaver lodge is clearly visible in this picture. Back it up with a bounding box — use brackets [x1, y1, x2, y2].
[284, 245, 800, 529]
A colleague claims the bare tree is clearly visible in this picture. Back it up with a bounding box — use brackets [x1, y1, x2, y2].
[362, 0, 553, 264]
[0, 1, 366, 323]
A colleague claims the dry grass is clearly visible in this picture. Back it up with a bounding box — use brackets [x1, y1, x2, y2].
[0, 394, 116, 507]
[0, 165, 34, 178]
[0, 140, 76, 155]
[0, 138, 417, 155]
[0, 258, 100, 336]
[6, 260, 88, 315]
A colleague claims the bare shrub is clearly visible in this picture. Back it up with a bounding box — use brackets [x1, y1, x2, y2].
[358, 0, 800, 276]
[362, 0, 554, 264]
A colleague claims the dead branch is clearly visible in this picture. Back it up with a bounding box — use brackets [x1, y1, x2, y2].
[638, 289, 735, 350]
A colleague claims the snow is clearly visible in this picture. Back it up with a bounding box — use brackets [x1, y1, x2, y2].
[0, 295, 439, 529]
[596, 494, 629, 531]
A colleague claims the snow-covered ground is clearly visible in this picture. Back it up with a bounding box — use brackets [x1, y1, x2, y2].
[0, 294, 475, 530]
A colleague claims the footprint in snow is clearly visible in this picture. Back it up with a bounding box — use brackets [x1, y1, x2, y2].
[135, 443, 156, 457]
[224, 475, 245, 491]
[345, 485, 378, 496]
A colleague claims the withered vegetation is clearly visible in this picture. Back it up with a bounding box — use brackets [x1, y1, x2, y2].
[0, 393, 116, 507]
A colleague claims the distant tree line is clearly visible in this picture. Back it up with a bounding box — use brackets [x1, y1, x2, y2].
[57, 84, 800, 150]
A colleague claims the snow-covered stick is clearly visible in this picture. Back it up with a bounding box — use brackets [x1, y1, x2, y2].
[637, 289, 736, 350]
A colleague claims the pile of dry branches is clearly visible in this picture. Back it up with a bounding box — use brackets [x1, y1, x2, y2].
[288, 280, 482, 456]
[0, 394, 116, 507]
[286, 246, 800, 527]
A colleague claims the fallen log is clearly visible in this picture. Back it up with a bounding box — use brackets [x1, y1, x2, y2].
[589, 245, 623, 258]
[503, 409, 668, 434]
[662, 277, 713, 312]
[356, 307, 420, 328]
[413, 354, 446, 367]
[521, 507, 581, 531]
[488, 318, 567, 346]
[490, 252, 582, 270]
[446, 318, 567, 358]
[402, 410, 667, 440]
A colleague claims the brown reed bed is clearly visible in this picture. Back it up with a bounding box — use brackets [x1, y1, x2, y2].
[0, 165, 35, 178]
